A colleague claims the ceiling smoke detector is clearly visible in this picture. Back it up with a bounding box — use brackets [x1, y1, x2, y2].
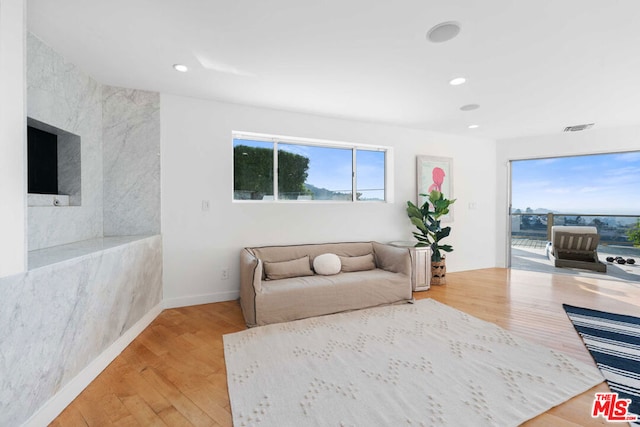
[563, 123, 594, 132]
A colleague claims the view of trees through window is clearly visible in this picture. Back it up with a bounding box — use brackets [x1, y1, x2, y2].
[233, 140, 275, 199]
[233, 135, 386, 201]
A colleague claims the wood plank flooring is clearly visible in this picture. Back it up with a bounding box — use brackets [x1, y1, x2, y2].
[50, 268, 640, 426]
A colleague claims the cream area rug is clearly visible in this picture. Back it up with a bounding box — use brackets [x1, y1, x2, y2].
[223, 299, 603, 426]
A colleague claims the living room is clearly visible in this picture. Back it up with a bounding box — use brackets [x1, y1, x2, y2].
[2, 1, 640, 426]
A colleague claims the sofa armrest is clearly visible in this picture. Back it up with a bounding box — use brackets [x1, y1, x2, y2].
[372, 242, 411, 276]
[240, 248, 262, 327]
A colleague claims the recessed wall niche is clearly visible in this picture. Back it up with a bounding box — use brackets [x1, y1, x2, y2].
[27, 117, 81, 206]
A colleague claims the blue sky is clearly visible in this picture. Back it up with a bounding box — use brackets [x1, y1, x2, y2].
[512, 151, 640, 214]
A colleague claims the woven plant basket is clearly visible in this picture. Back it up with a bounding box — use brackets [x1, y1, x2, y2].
[431, 259, 447, 285]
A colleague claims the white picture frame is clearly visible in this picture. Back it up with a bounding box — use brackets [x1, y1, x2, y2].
[417, 155, 454, 222]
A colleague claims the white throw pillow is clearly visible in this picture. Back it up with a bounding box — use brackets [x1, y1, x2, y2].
[313, 253, 341, 275]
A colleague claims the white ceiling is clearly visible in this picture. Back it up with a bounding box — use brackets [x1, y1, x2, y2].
[27, 0, 640, 140]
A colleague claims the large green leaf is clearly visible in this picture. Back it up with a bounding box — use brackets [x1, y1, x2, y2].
[412, 232, 429, 242]
[434, 200, 447, 211]
[406, 205, 422, 219]
[410, 217, 427, 232]
[435, 227, 451, 240]
[428, 190, 442, 201]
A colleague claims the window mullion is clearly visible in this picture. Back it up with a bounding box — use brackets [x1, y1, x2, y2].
[273, 141, 279, 201]
[383, 150, 387, 202]
[352, 148, 357, 202]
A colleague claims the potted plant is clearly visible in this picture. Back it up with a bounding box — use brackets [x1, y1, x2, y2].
[406, 190, 456, 285]
[627, 219, 640, 247]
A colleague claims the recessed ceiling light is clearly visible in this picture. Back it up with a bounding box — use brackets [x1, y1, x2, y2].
[449, 77, 466, 86]
[460, 104, 480, 111]
[173, 64, 188, 72]
[468, 124, 479, 129]
[427, 21, 461, 43]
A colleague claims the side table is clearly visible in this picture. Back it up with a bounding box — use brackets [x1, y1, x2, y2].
[389, 241, 431, 291]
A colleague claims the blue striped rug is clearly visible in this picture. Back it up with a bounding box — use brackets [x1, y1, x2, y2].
[563, 304, 640, 426]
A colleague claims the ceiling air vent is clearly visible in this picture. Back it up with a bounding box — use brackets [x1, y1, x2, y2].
[563, 123, 594, 132]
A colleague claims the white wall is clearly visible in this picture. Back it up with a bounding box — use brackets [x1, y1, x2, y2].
[0, 0, 26, 278]
[161, 94, 497, 306]
[495, 125, 640, 267]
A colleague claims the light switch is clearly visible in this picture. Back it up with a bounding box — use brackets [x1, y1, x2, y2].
[202, 200, 210, 211]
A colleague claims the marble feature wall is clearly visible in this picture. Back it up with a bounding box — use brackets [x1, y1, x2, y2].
[0, 235, 163, 426]
[103, 87, 161, 235]
[57, 131, 82, 205]
[27, 33, 103, 250]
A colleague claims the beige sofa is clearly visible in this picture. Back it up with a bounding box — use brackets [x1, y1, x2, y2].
[239, 242, 413, 327]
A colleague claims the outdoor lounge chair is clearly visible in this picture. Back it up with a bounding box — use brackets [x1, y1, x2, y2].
[546, 225, 607, 273]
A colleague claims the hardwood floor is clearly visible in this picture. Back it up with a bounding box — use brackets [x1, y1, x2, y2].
[50, 268, 640, 426]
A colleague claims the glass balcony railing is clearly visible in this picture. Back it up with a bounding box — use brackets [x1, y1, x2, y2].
[511, 213, 640, 247]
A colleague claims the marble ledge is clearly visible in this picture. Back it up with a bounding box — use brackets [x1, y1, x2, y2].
[28, 235, 159, 270]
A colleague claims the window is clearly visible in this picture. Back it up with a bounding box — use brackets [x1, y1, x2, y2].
[233, 139, 274, 200]
[233, 132, 389, 202]
[356, 149, 385, 201]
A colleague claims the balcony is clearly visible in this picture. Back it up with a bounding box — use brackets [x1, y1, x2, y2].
[510, 213, 640, 282]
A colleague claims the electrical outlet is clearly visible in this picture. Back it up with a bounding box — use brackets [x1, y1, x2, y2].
[221, 268, 229, 280]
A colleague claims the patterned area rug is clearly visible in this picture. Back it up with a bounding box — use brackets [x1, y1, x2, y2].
[224, 299, 603, 426]
[563, 304, 640, 426]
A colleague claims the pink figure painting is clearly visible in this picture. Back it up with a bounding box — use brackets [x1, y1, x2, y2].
[427, 167, 445, 193]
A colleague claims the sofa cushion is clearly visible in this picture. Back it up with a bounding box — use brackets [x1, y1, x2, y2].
[339, 253, 376, 272]
[264, 256, 314, 280]
[256, 269, 412, 325]
[251, 242, 375, 279]
[313, 253, 341, 275]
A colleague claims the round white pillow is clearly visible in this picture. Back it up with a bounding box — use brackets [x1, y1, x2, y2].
[313, 253, 341, 275]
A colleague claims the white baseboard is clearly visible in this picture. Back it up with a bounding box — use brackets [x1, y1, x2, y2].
[23, 303, 163, 427]
[163, 290, 240, 309]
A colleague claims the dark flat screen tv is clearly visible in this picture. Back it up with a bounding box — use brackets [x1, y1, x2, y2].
[28, 126, 58, 194]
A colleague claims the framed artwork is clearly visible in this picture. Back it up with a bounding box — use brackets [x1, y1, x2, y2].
[416, 155, 454, 222]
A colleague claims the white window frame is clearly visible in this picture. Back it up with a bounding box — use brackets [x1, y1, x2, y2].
[232, 131, 393, 203]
